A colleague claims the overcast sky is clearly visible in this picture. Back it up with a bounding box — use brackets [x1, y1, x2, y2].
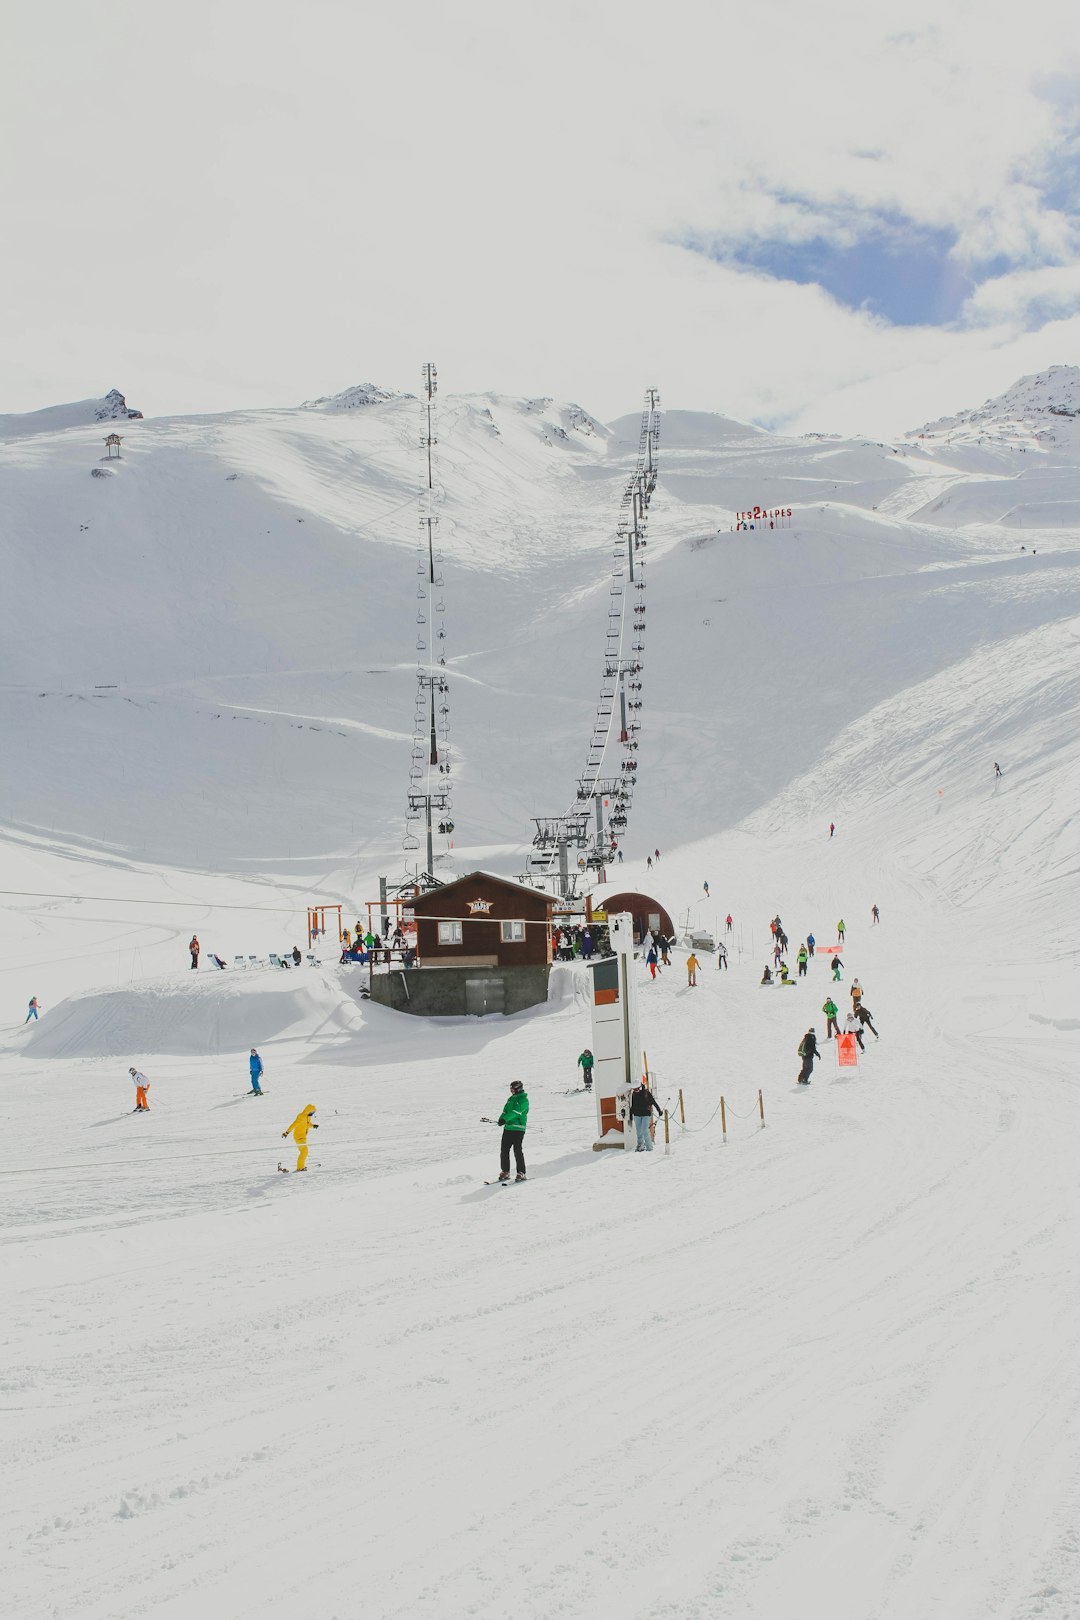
[3, 0, 1079, 436]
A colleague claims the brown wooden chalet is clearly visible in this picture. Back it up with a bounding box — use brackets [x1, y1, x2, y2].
[410, 872, 554, 968]
[368, 872, 555, 1016]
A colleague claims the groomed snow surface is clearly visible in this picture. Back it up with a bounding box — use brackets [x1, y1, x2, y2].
[4, 378, 1080, 1618]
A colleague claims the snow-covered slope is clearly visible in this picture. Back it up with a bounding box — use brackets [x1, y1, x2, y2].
[4, 370, 1080, 1619]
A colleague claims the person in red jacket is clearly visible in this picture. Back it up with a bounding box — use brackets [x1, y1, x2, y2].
[189, 935, 200, 970]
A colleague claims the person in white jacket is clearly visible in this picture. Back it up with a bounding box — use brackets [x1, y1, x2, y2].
[843, 1013, 865, 1054]
[129, 1067, 151, 1111]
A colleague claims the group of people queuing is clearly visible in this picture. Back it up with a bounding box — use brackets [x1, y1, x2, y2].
[553, 924, 602, 961]
[643, 928, 677, 979]
[340, 924, 412, 966]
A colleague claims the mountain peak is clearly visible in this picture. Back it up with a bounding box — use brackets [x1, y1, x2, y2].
[300, 383, 407, 412]
[916, 365, 1080, 437]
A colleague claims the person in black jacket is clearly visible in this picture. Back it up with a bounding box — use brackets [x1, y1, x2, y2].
[855, 1003, 879, 1039]
[629, 1078, 663, 1151]
[797, 1027, 820, 1085]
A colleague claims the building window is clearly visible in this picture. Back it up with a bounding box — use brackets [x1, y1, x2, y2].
[500, 920, 526, 943]
[438, 921, 463, 945]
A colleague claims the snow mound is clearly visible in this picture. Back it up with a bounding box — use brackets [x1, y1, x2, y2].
[0, 389, 142, 440]
[22, 970, 348, 1059]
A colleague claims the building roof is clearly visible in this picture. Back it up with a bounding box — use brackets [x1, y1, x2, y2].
[409, 870, 555, 913]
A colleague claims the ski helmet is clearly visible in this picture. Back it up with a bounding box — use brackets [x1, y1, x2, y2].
[510, 1080, 525, 1094]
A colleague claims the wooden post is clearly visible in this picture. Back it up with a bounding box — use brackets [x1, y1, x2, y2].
[678, 1088, 685, 1124]
[758, 1088, 765, 1127]
[663, 1109, 670, 1156]
[720, 1095, 727, 1141]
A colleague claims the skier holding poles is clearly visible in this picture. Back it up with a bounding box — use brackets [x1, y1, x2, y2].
[281, 1105, 318, 1172]
[483, 1081, 529, 1183]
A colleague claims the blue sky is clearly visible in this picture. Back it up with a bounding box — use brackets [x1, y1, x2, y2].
[698, 215, 979, 327]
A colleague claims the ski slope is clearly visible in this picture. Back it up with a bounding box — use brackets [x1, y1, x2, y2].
[4, 372, 1080, 1619]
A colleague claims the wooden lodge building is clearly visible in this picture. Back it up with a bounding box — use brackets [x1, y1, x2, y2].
[368, 871, 555, 1017]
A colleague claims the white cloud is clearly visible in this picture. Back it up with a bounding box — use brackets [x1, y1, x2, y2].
[0, 0, 1078, 437]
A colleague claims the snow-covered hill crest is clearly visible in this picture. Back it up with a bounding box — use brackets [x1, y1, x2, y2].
[0, 387, 142, 439]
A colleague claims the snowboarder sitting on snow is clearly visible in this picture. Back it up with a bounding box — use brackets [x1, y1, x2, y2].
[797, 1027, 820, 1084]
[282, 1104, 318, 1171]
[760, 965, 773, 985]
[496, 1081, 529, 1182]
[822, 998, 841, 1039]
[778, 960, 792, 983]
[577, 1049, 594, 1090]
[629, 1077, 662, 1151]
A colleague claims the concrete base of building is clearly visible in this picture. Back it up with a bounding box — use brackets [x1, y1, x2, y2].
[368, 963, 551, 1017]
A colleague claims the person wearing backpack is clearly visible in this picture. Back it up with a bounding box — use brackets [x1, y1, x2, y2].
[822, 997, 841, 1039]
[797, 1027, 820, 1084]
[629, 1077, 663, 1150]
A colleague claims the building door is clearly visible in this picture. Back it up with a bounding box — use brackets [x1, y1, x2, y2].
[465, 978, 505, 1016]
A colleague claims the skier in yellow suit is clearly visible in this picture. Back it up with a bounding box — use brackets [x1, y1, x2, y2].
[282, 1105, 318, 1171]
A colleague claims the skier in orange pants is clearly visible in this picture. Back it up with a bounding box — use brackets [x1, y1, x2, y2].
[129, 1067, 150, 1111]
[282, 1105, 318, 1171]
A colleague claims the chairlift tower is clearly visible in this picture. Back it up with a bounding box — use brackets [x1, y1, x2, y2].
[403, 362, 454, 885]
[523, 389, 661, 895]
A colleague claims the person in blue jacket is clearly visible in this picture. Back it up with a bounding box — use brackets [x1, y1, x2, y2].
[806, 932, 816, 959]
[248, 1047, 265, 1096]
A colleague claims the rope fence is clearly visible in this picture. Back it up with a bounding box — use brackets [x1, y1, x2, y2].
[658, 1086, 767, 1145]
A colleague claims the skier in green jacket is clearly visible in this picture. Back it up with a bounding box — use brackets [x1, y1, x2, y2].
[497, 1080, 529, 1182]
[577, 1049, 595, 1090]
[822, 997, 841, 1039]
